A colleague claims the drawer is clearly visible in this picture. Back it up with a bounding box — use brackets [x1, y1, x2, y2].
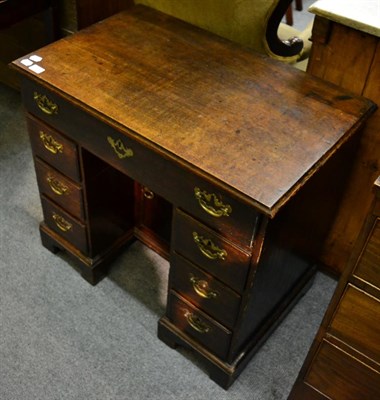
[22, 78, 259, 247]
[170, 253, 241, 329]
[353, 218, 380, 291]
[305, 339, 380, 400]
[35, 158, 84, 220]
[27, 114, 81, 182]
[328, 284, 380, 364]
[167, 291, 232, 361]
[174, 175, 259, 249]
[172, 209, 252, 293]
[23, 78, 75, 133]
[41, 195, 88, 254]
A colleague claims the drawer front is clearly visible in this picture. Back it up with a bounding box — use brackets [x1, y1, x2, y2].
[35, 158, 84, 220]
[353, 218, 380, 291]
[23, 79, 76, 133]
[328, 284, 380, 364]
[22, 78, 259, 247]
[174, 177, 259, 249]
[305, 339, 380, 400]
[172, 209, 251, 293]
[167, 291, 232, 361]
[170, 253, 241, 329]
[27, 114, 81, 182]
[41, 196, 88, 254]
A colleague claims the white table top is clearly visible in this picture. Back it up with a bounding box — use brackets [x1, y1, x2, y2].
[309, 0, 380, 37]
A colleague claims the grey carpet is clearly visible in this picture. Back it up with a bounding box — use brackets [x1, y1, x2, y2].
[290, 0, 316, 31]
[0, 77, 337, 400]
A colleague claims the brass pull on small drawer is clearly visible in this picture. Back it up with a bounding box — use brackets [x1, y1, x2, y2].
[107, 136, 134, 159]
[190, 276, 218, 299]
[184, 310, 210, 334]
[193, 231, 227, 261]
[194, 187, 232, 218]
[39, 131, 63, 154]
[47, 176, 69, 196]
[33, 92, 59, 115]
[52, 212, 72, 232]
[142, 186, 154, 199]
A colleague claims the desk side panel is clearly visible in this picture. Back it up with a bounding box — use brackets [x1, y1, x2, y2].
[228, 135, 358, 359]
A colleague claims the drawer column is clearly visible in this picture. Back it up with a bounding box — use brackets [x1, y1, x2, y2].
[27, 111, 136, 284]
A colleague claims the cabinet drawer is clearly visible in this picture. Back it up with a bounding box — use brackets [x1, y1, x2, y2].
[167, 291, 232, 361]
[305, 339, 380, 400]
[170, 253, 241, 329]
[174, 177, 259, 248]
[35, 158, 84, 220]
[41, 195, 88, 254]
[353, 218, 380, 291]
[172, 209, 252, 293]
[27, 114, 81, 182]
[23, 79, 76, 135]
[328, 284, 380, 364]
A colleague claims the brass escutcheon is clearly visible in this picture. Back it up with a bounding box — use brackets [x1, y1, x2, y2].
[33, 92, 58, 115]
[52, 212, 72, 232]
[193, 232, 227, 261]
[107, 136, 134, 159]
[194, 187, 232, 218]
[39, 131, 63, 154]
[47, 176, 69, 196]
[190, 275, 218, 299]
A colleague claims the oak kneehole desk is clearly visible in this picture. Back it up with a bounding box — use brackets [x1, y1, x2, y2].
[11, 6, 376, 389]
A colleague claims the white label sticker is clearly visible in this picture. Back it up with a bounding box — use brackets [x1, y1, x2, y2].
[21, 59, 34, 67]
[29, 55, 43, 62]
[29, 64, 45, 74]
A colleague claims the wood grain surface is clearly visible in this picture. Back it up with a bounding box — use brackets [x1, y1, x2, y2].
[11, 6, 375, 217]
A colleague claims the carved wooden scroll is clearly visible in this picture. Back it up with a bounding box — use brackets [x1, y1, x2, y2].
[266, 0, 304, 60]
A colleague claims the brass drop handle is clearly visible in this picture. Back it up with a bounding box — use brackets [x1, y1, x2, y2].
[194, 187, 232, 218]
[52, 213, 72, 232]
[47, 176, 69, 196]
[193, 232, 227, 261]
[190, 276, 218, 299]
[107, 136, 134, 159]
[39, 131, 63, 154]
[184, 311, 210, 334]
[33, 92, 59, 115]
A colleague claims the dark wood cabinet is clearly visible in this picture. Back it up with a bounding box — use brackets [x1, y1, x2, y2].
[133, 183, 172, 258]
[11, 6, 375, 389]
[58, 0, 133, 34]
[288, 176, 380, 400]
[307, 3, 380, 276]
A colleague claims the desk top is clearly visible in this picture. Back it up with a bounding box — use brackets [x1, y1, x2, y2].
[12, 6, 375, 216]
[309, 0, 380, 37]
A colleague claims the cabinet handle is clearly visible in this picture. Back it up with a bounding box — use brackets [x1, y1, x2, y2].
[190, 276, 218, 299]
[184, 310, 210, 334]
[52, 212, 72, 232]
[107, 136, 134, 159]
[39, 131, 63, 154]
[33, 92, 59, 115]
[47, 176, 69, 196]
[194, 187, 232, 218]
[193, 232, 227, 261]
[142, 186, 154, 199]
